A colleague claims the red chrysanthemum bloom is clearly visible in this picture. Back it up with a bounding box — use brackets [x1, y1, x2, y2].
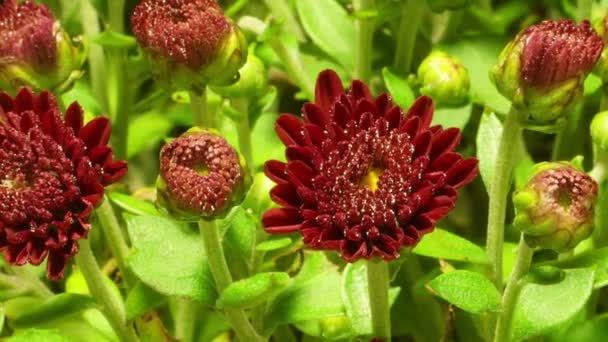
[521, 19, 603, 87]
[0, 88, 127, 279]
[157, 129, 250, 220]
[0, 0, 55, 70]
[262, 70, 478, 262]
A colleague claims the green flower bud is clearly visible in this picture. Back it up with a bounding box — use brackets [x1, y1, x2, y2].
[513, 162, 598, 252]
[591, 111, 608, 151]
[417, 51, 470, 106]
[156, 128, 251, 221]
[427, 0, 472, 12]
[0, 0, 84, 94]
[211, 48, 267, 98]
[491, 19, 603, 131]
[131, 0, 248, 91]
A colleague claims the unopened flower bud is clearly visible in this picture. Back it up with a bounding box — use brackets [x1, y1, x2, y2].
[131, 0, 248, 90]
[211, 49, 267, 98]
[591, 111, 608, 151]
[0, 0, 84, 93]
[491, 19, 603, 130]
[513, 162, 598, 252]
[417, 51, 470, 106]
[156, 128, 251, 220]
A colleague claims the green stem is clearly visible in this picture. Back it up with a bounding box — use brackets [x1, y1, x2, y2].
[75, 239, 139, 342]
[174, 299, 198, 342]
[353, 0, 376, 82]
[494, 236, 534, 342]
[393, 0, 425, 74]
[263, 0, 305, 41]
[108, 0, 126, 33]
[10, 267, 53, 298]
[107, 49, 130, 160]
[198, 220, 263, 342]
[486, 108, 523, 289]
[96, 197, 135, 287]
[269, 37, 315, 99]
[80, 0, 107, 112]
[592, 151, 608, 247]
[190, 88, 212, 128]
[367, 260, 391, 341]
[233, 98, 254, 171]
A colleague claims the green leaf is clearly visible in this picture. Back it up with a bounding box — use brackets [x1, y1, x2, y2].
[433, 104, 473, 130]
[382, 67, 415, 110]
[92, 31, 137, 48]
[107, 192, 160, 217]
[476, 112, 502, 192]
[125, 281, 167, 320]
[439, 37, 511, 114]
[296, 0, 355, 70]
[256, 237, 293, 252]
[562, 316, 608, 341]
[341, 261, 373, 335]
[217, 272, 290, 309]
[220, 206, 257, 268]
[426, 270, 501, 314]
[127, 215, 216, 304]
[127, 111, 173, 158]
[511, 268, 595, 341]
[412, 228, 489, 264]
[7, 329, 69, 342]
[266, 253, 344, 324]
[9, 294, 96, 329]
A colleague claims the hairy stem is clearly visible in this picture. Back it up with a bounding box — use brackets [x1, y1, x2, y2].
[96, 197, 135, 288]
[367, 260, 391, 341]
[494, 236, 534, 342]
[486, 109, 523, 288]
[233, 98, 254, 171]
[198, 220, 263, 342]
[190, 88, 212, 128]
[393, 0, 425, 74]
[353, 0, 376, 83]
[75, 239, 139, 342]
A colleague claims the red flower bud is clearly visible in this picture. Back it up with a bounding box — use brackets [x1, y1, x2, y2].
[521, 19, 603, 87]
[0, 0, 84, 93]
[131, 0, 247, 89]
[157, 129, 250, 220]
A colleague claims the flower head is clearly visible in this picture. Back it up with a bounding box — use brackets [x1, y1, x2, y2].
[491, 19, 603, 130]
[0, 0, 84, 93]
[131, 0, 248, 89]
[0, 88, 127, 279]
[262, 70, 478, 262]
[157, 128, 250, 220]
[513, 162, 597, 252]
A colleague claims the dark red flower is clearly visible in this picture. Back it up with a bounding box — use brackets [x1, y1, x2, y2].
[0, 0, 56, 70]
[0, 88, 127, 279]
[262, 70, 478, 262]
[521, 19, 603, 87]
[157, 129, 250, 220]
[131, 0, 231, 70]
